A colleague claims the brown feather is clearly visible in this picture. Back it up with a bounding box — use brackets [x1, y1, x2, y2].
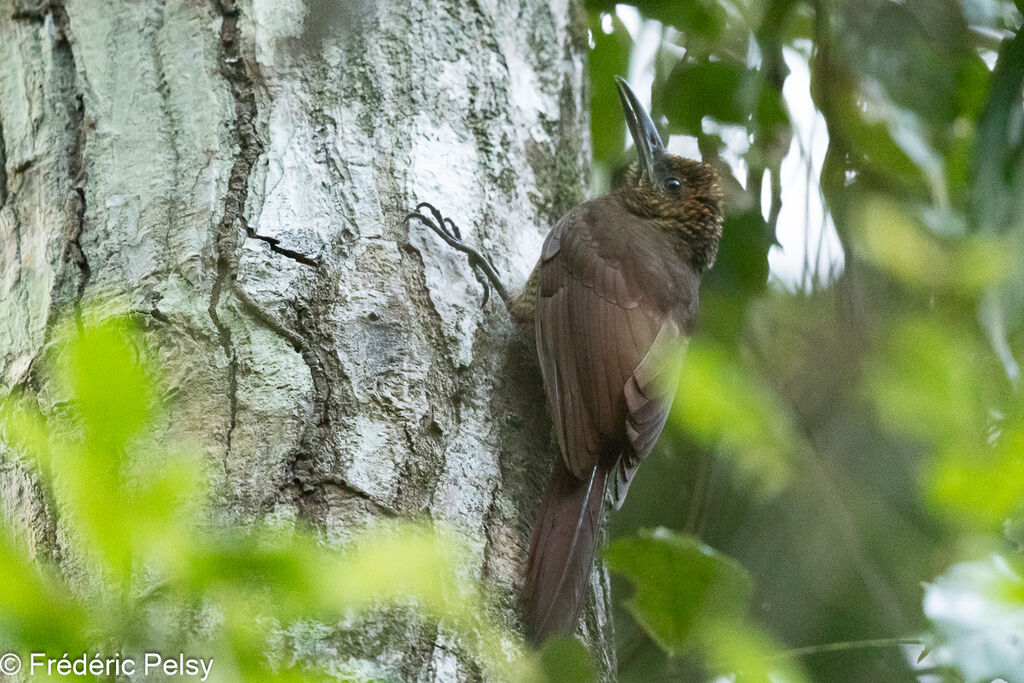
[522, 462, 608, 644]
[523, 156, 723, 643]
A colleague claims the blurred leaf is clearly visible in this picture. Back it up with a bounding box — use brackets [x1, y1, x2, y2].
[855, 1, 972, 128]
[979, 287, 1024, 385]
[756, 79, 790, 132]
[0, 315, 539, 681]
[865, 316, 994, 445]
[324, 525, 473, 614]
[638, 0, 725, 44]
[946, 113, 978, 208]
[700, 208, 773, 342]
[704, 620, 810, 683]
[589, 11, 632, 167]
[843, 118, 930, 195]
[971, 25, 1024, 235]
[606, 527, 751, 655]
[61, 319, 151, 451]
[0, 532, 88, 654]
[955, 54, 993, 122]
[673, 342, 800, 497]
[927, 423, 1024, 530]
[535, 636, 597, 682]
[126, 447, 207, 558]
[0, 400, 56, 478]
[1005, 514, 1024, 549]
[663, 58, 787, 137]
[923, 555, 1024, 681]
[854, 198, 1012, 295]
[585, 0, 725, 44]
[866, 315, 1024, 531]
[969, 28, 1024, 389]
[663, 59, 749, 134]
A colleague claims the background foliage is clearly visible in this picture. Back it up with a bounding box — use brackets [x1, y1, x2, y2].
[592, 0, 1024, 680]
[2, 0, 1024, 681]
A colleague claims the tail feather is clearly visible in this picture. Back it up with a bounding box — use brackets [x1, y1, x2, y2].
[522, 462, 609, 644]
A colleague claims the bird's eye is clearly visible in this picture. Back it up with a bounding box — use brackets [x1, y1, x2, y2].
[663, 177, 682, 194]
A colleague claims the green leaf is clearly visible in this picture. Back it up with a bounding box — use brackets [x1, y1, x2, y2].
[0, 532, 88, 654]
[1007, 513, 1024, 549]
[0, 313, 534, 681]
[536, 636, 597, 682]
[703, 621, 810, 683]
[865, 316, 993, 445]
[955, 53, 993, 122]
[673, 342, 799, 497]
[605, 528, 752, 656]
[634, 0, 725, 43]
[584, 0, 725, 42]
[853, 198, 1012, 295]
[842, 117, 930, 193]
[588, 11, 633, 167]
[971, 26, 1024, 234]
[700, 208, 773, 341]
[663, 59, 749, 134]
[62, 318, 151, 450]
[927, 425, 1024, 531]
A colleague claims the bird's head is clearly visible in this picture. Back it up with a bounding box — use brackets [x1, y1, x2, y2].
[613, 77, 724, 272]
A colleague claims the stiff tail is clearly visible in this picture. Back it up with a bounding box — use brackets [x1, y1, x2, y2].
[522, 462, 609, 644]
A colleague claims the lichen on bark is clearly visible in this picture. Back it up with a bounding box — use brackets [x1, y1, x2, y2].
[0, 0, 613, 678]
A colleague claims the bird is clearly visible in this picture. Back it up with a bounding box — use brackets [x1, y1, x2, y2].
[407, 77, 724, 644]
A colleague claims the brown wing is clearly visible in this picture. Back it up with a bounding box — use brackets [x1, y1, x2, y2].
[614, 323, 685, 507]
[535, 203, 685, 495]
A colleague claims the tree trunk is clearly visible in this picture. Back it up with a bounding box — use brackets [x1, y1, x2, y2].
[0, 0, 615, 678]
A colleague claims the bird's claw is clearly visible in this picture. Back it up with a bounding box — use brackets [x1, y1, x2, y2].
[406, 201, 497, 308]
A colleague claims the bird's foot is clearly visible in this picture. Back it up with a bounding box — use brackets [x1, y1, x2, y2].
[406, 201, 509, 307]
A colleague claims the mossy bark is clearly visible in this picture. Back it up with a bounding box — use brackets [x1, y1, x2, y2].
[0, 0, 614, 678]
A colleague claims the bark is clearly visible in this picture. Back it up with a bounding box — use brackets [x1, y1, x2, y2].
[0, 0, 615, 678]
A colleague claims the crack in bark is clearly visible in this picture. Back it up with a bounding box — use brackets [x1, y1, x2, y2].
[303, 477, 393, 518]
[230, 282, 305, 352]
[151, 0, 182, 261]
[245, 228, 320, 267]
[287, 298, 356, 514]
[10, 0, 47, 21]
[212, 5, 335, 517]
[208, 274, 238, 475]
[210, 2, 336, 507]
[62, 187, 89, 301]
[206, 1, 348, 519]
[0, 115, 7, 210]
[209, 0, 263, 470]
[50, 1, 90, 306]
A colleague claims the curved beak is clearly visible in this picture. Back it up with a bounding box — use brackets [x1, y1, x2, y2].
[615, 76, 666, 185]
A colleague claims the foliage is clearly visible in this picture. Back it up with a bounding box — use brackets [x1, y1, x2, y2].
[606, 528, 753, 657]
[589, 0, 1024, 680]
[0, 319, 568, 682]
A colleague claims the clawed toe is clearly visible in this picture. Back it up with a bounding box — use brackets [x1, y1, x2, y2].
[406, 201, 508, 308]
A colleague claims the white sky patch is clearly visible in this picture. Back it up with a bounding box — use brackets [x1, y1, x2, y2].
[768, 46, 845, 289]
[616, 6, 642, 44]
[704, 121, 750, 189]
